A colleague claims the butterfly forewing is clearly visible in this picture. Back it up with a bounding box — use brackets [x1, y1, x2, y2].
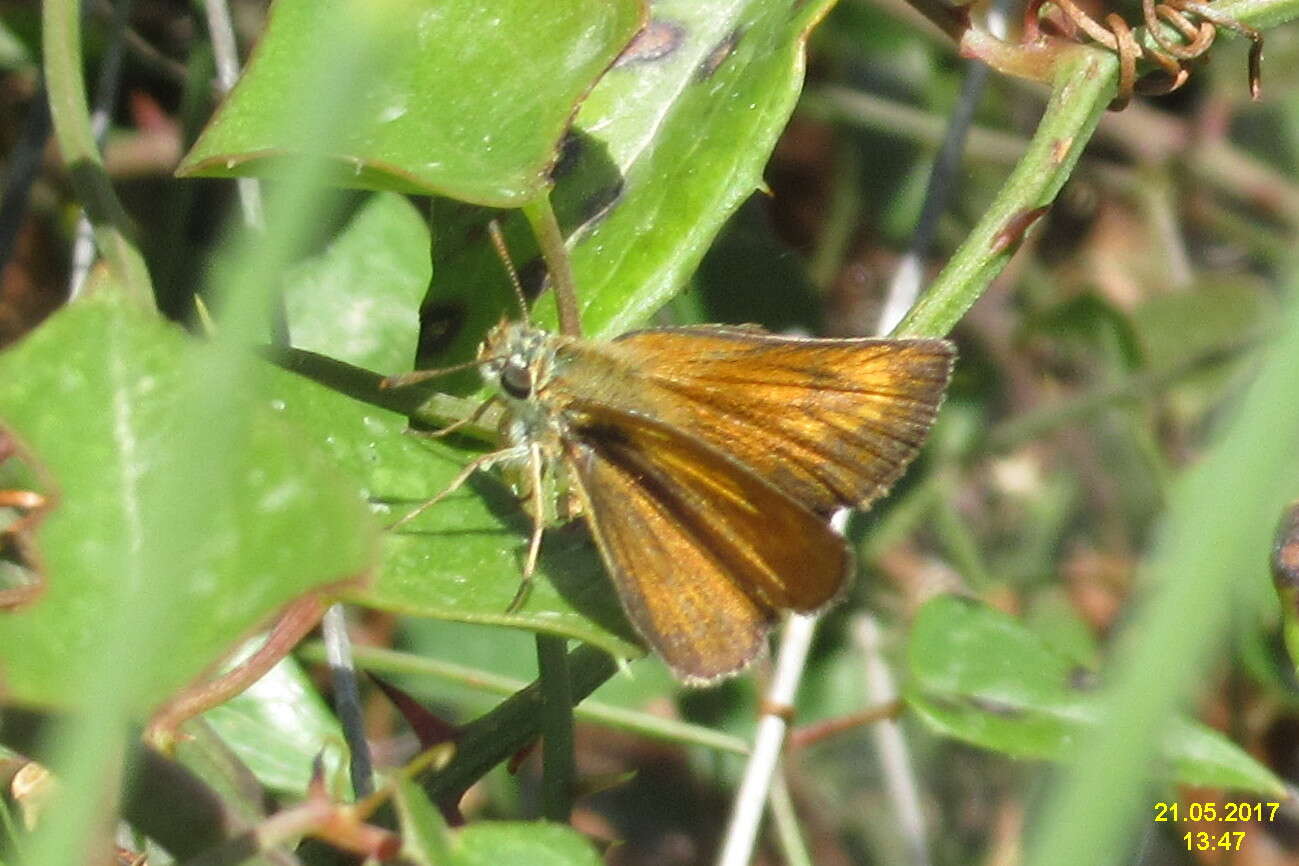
[548, 328, 954, 515]
[561, 401, 851, 683]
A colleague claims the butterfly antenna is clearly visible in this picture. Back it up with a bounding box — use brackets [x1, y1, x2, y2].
[380, 357, 496, 389]
[487, 220, 531, 322]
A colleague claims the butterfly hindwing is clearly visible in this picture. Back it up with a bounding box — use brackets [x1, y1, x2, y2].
[561, 401, 851, 683]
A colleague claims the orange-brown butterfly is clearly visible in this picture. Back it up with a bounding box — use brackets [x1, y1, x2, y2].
[389, 313, 954, 684]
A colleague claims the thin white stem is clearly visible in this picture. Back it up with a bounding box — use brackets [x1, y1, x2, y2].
[879, 254, 925, 335]
[204, 0, 264, 230]
[877, 0, 1010, 337]
[715, 509, 849, 866]
[855, 614, 930, 866]
[715, 614, 816, 866]
[323, 603, 373, 798]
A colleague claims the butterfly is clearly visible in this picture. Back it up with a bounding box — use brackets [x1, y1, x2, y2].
[391, 316, 954, 684]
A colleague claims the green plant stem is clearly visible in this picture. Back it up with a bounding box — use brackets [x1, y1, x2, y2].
[894, 48, 1112, 339]
[767, 773, 813, 866]
[808, 141, 863, 289]
[1220, 0, 1299, 32]
[23, 11, 399, 866]
[802, 86, 1027, 166]
[0, 791, 24, 861]
[932, 494, 993, 588]
[523, 194, 583, 337]
[535, 635, 576, 822]
[42, 0, 153, 306]
[421, 644, 616, 810]
[296, 641, 750, 754]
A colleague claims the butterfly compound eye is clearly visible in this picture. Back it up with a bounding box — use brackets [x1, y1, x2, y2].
[500, 360, 533, 399]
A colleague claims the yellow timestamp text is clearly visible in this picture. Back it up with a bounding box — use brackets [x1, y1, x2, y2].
[1153, 801, 1279, 823]
[1182, 830, 1245, 852]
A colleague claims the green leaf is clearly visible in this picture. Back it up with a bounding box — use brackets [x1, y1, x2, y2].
[394, 781, 605, 866]
[283, 193, 431, 376]
[177, 0, 646, 207]
[561, 0, 836, 337]
[1131, 279, 1274, 372]
[1129, 279, 1275, 420]
[0, 17, 32, 71]
[200, 655, 350, 797]
[256, 360, 641, 662]
[424, 0, 837, 370]
[0, 292, 378, 714]
[905, 595, 1284, 794]
[452, 821, 604, 866]
[392, 776, 454, 866]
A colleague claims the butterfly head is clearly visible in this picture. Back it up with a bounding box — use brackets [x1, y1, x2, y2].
[478, 319, 556, 406]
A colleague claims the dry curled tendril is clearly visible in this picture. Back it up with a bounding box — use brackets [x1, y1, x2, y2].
[0, 431, 53, 611]
[1023, 0, 1263, 109]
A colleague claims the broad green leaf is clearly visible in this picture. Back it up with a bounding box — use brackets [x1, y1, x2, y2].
[0, 292, 377, 713]
[452, 821, 604, 866]
[283, 193, 431, 376]
[425, 0, 837, 371]
[1024, 588, 1101, 669]
[394, 781, 604, 866]
[257, 357, 641, 661]
[562, 0, 836, 336]
[200, 655, 349, 797]
[178, 0, 647, 207]
[906, 595, 1284, 794]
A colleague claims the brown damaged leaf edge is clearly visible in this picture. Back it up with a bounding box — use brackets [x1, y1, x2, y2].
[145, 573, 371, 752]
[0, 427, 58, 612]
[614, 18, 686, 66]
[535, 1, 652, 192]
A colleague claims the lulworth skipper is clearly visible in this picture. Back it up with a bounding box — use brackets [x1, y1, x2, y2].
[389, 315, 954, 684]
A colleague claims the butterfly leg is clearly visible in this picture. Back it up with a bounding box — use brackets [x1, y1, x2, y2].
[405, 396, 498, 440]
[388, 444, 527, 531]
[506, 442, 546, 614]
